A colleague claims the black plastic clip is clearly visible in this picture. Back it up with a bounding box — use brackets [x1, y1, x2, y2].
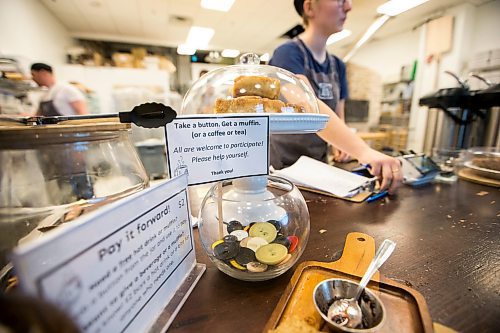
[119, 102, 177, 128]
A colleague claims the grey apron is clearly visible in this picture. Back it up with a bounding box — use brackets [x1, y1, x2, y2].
[38, 86, 63, 116]
[270, 38, 341, 169]
[38, 100, 61, 116]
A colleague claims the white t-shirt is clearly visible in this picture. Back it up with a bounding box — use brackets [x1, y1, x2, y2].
[41, 82, 86, 116]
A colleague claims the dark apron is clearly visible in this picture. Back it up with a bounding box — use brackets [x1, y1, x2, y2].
[38, 95, 93, 199]
[38, 100, 61, 116]
[270, 38, 341, 169]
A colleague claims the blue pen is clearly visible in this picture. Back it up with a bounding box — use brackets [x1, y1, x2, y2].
[366, 190, 389, 203]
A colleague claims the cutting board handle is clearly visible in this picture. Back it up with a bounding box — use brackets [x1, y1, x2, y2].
[322, 232, 379, 281]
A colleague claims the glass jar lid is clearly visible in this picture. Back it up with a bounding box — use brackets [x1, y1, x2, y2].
[181, 53, 319, 116]
[0, 115, 130, 148]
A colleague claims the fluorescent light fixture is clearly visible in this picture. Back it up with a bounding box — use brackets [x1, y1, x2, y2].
[201, 0, 235, 12]
[221, 49, 240, 58]
[377, 0, 429, 17]
[327, 29, 352, 45]
[343, 15, 390, 62]
[186, 26, 215, 49]
[355, 15, 389, 48]
[260, 53, 270, 62]
[177, 44, 196, 55]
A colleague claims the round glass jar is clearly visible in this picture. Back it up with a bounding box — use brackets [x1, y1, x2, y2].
[198, 175, 310, 281]
[0, 115, 149, 269]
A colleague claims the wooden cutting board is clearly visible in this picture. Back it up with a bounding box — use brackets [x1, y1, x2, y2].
[264, 232, 435, 332]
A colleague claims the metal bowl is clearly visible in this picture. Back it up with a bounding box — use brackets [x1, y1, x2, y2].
[313, 278, 385, 332]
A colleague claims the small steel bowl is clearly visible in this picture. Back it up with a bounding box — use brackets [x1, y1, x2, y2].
[313, 278, 386, 332]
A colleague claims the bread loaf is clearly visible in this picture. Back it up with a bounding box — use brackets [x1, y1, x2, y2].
[472, 156, 500, 171]
[233, 76, 281, 99]
[214, 96, 285, 113]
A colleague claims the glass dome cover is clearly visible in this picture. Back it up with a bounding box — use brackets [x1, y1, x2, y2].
[0, 115, 149, 269]
[181, 53, 320, 116]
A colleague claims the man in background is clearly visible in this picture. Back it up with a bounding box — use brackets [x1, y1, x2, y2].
[31, 63, 87, 116]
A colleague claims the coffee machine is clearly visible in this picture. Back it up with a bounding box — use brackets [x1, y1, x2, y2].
[419, 72, 500, 150]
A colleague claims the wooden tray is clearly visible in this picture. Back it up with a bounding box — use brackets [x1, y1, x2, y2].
[458, 168, 500, 187]
[263, 232, 434, 332]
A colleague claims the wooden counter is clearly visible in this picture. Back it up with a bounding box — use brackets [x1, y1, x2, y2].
[170, 180, 500, 333]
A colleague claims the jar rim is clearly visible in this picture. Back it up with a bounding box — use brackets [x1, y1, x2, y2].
[0, 116, 130, 148]
[208, 175, 297, 203]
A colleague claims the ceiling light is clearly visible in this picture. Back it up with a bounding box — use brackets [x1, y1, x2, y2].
[186, 26, 215, 49]
[205, 51, 222, 63]
[221, 49, 240, 58]
[377, 0, 429, 17]
[327, 30, 352, 45]
[177, 44, 196, 55]
[355, 15, 390, 48]
[260, 53, 270, 62]
[201, 0, 235, 12]
[343, 15, 390, 62]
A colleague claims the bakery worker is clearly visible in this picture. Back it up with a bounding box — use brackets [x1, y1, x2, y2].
[270, 0, 403, 193]
[31, 63, 88, 116]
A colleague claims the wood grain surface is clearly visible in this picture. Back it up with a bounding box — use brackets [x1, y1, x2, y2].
[169, 180, 500, 333]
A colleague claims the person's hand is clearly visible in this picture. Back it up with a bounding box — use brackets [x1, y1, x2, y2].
[333, 148, 352, 163]
[357, 148, 403, 194]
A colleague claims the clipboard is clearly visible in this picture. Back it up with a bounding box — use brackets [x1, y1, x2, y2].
[272, 156, 377, 203]
[295, 185, 374, 202]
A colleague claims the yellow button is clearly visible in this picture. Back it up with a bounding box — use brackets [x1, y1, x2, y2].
[255, 243, 288, 265]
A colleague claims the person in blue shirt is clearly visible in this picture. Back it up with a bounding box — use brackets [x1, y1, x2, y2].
[270, 0, 403, 194]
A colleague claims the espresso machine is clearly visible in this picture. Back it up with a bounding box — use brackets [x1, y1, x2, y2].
[419, 72, 500, 150]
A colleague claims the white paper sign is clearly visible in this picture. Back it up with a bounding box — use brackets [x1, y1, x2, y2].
[12, 174, 196, 333]
[165, 115, 269, 185]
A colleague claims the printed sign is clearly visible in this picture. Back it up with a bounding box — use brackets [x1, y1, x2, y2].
[165, 115, 269, 185]
[13, 174, 197, 333]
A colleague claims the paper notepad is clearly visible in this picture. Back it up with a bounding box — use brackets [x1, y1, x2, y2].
[273, 156, 375, 198]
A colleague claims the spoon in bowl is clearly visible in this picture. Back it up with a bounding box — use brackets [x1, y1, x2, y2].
[327, 239, 396, 328]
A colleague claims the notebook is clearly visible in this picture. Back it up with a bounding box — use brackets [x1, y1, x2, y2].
[272, 156, 376, 200]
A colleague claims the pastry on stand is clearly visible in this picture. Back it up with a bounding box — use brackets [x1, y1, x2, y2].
[181, 53, 328, 281]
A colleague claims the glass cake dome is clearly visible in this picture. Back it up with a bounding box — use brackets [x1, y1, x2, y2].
[181, 53, 322, 131]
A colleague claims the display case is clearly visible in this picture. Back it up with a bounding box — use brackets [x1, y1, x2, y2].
[0, 115, 149, 273]
[181, 54, 326, 280]
[180, 53, 328, 134]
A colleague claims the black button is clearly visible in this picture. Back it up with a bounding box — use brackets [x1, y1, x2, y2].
[273, 235, 291, 250]
[267, 219, 282, 232]
[223, 235, 238, 243]
[214, 241, 239, 260]
[227, 220, 244, 234]
[235, 247, 256, 266]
